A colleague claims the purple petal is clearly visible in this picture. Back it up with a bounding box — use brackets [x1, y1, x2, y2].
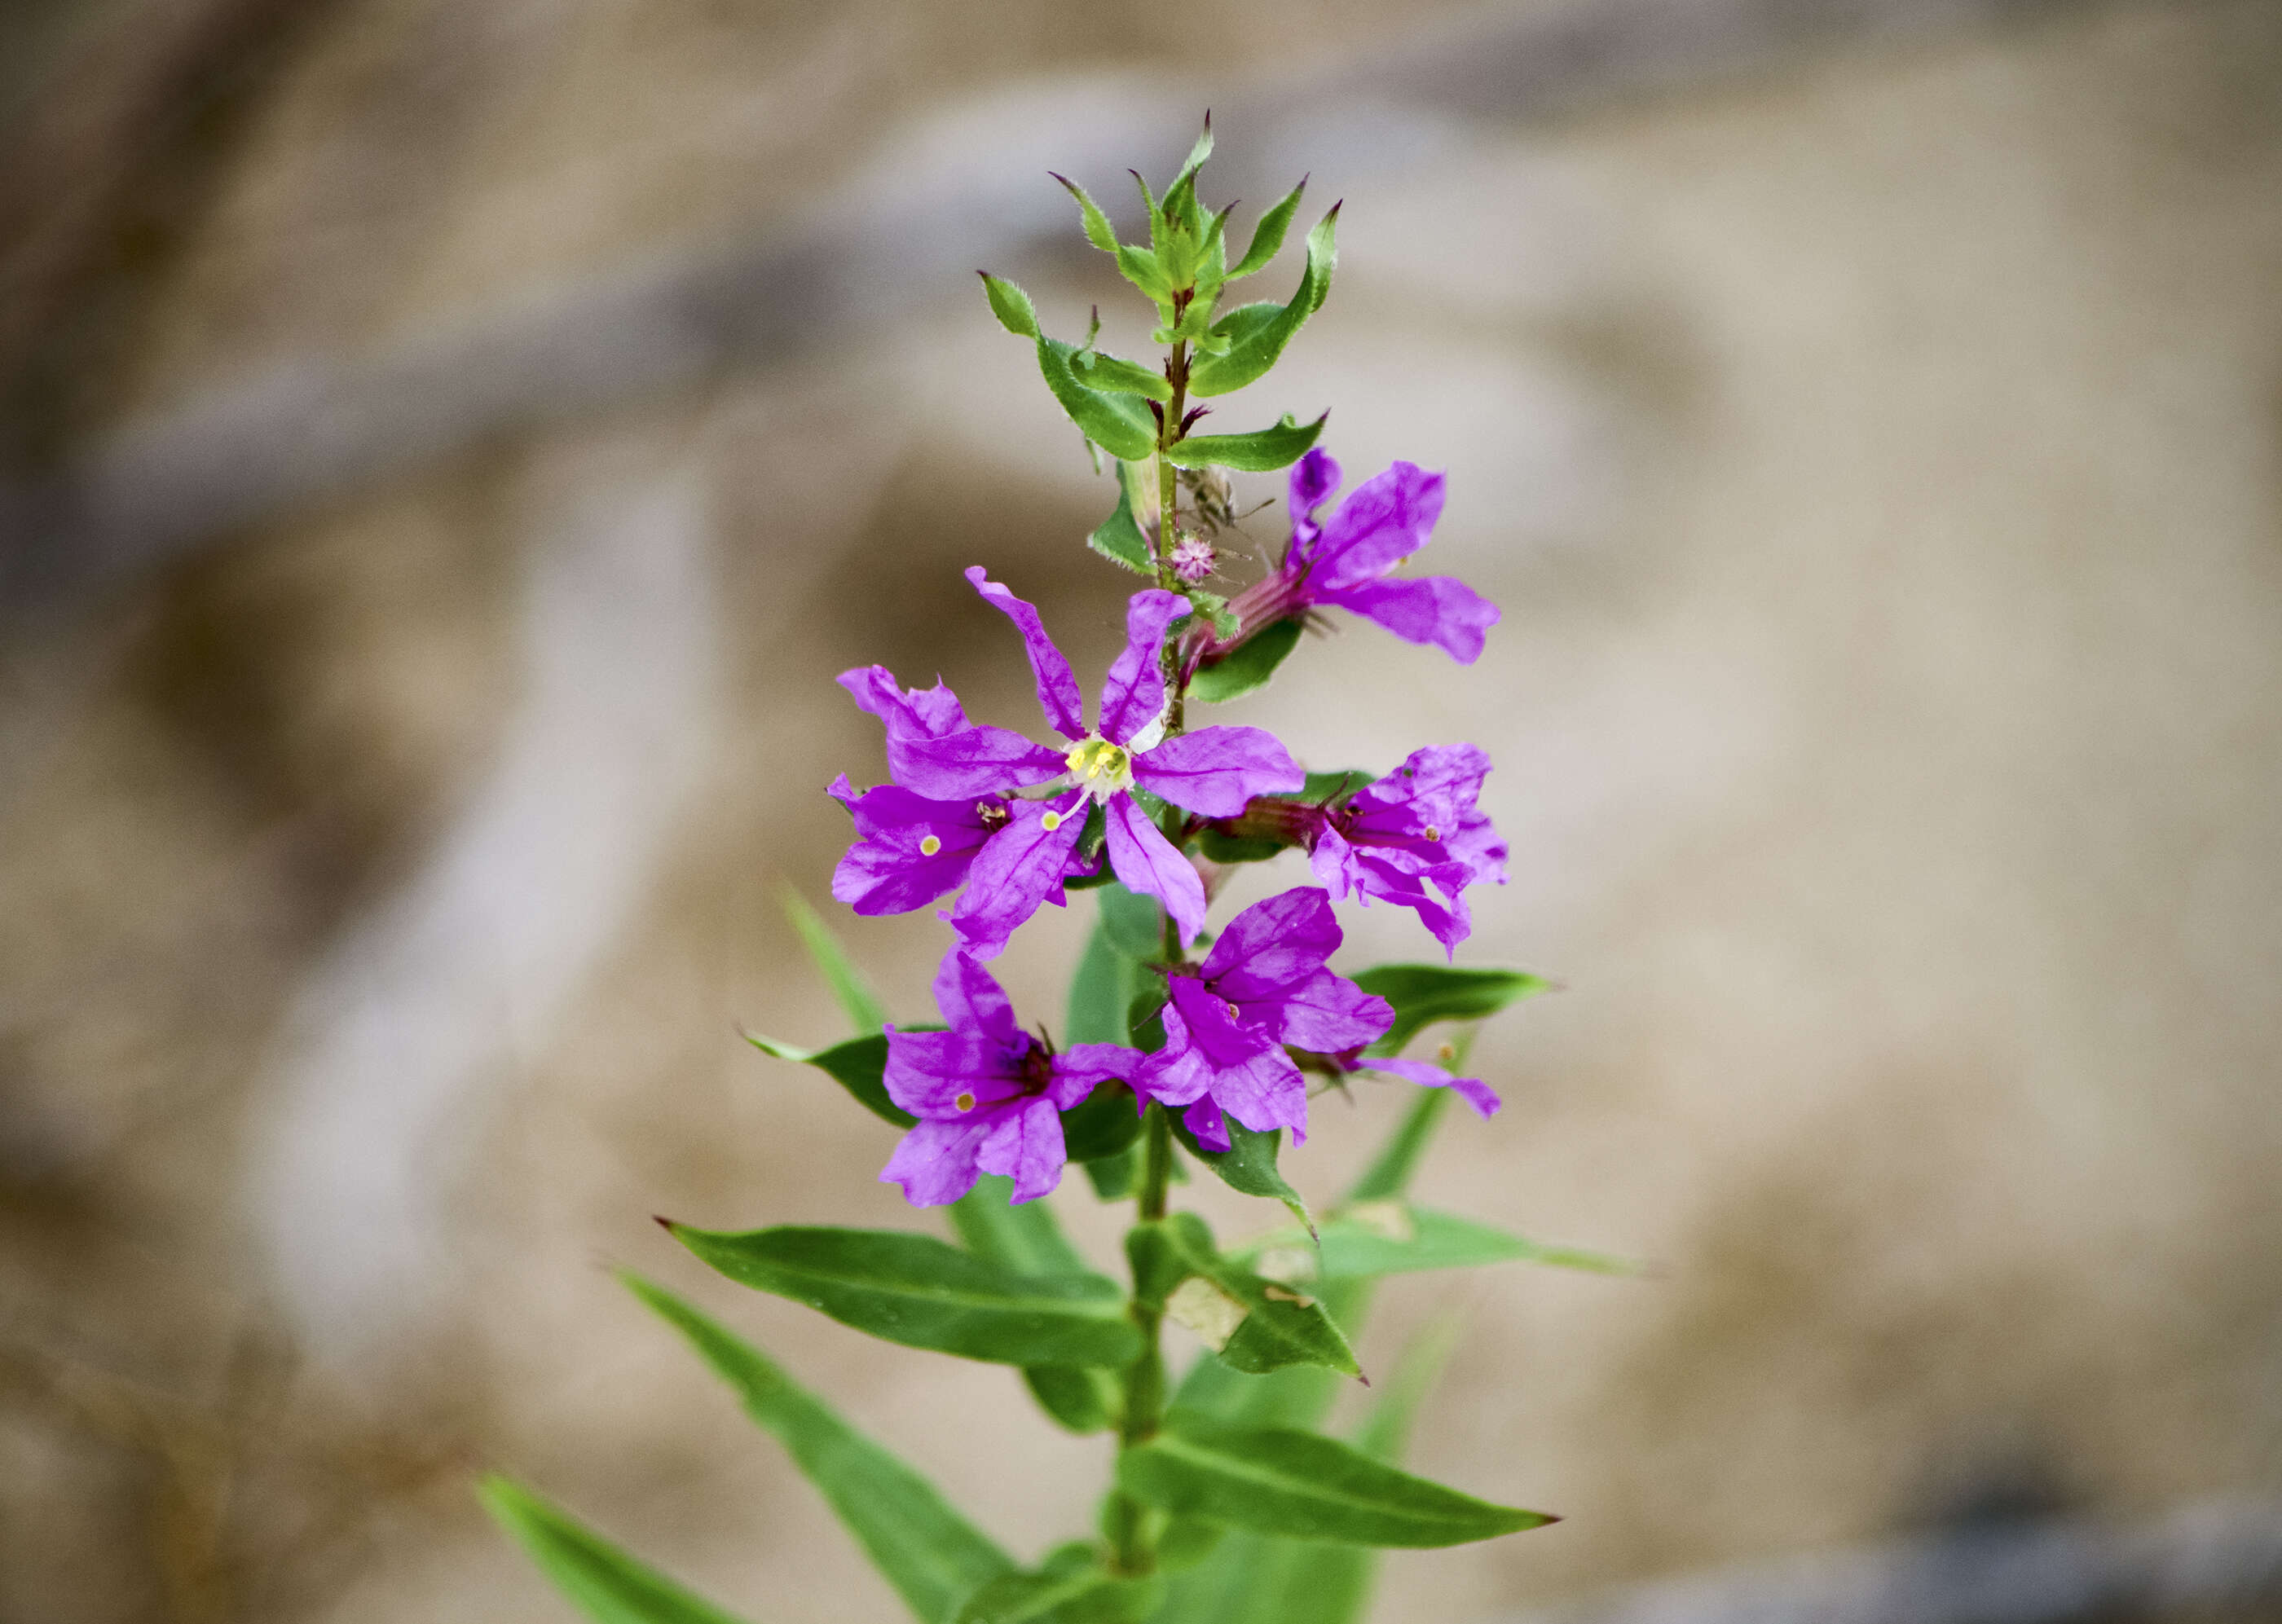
[1307, 823, 1361, 900]
[1368, 1056, 1501, 1118]
[931, 948, 1023, 1050]
[1350, 851, 1473, 954]
[1289, 447, 1341, 523]
[1271, 967, 1393, 1054]
[888, 724, 1068, 801]
[1181, 1095, 1231, 1152]
[1130, 725, 1302, 817]
[880, 1116, 993, 1206]
[1096, 589, 1187, 746]
[1359, 743, 1492, 811]
[1202, 1045, 1310, 1141]
[1201, 886, 1341, 992]
[1168, 974, 1282, 1068]
[883, 1028, 1026, 1117]
[1306, 462, 1446, 590]
[838, 667, 971, 740]
[1051, 1044, 1148, 1111]
[947, 794, 1089, 960]
[828, 778, 994, 916]
[1317, 574, 1499, 664]
[1103, 793, 1207, 948]
[966, 567, 1086, 741]
[1137, 999, 1212, 1107]
[974, 1095, 1068, 1203]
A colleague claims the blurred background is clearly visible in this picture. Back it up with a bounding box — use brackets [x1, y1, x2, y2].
[4, 0, 2281, 1619]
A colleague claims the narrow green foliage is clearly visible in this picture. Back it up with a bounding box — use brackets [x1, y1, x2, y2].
[1188, 207, 1338, 398]
[1118, 1411, 1553, 1547]
[1170, 1116, 1312, 1235]
[1350, 964, 1553, 1054]
[1188, 618, 1303, 705]
[1165, 413, 1327, 473]
[1023, 1364, 1121, 1435]
[481, 1477, 756, 1624]
[783, 887, 888, 1035]
[1096, 881, 1165, 962]
[1053, 173, 1122, 254]
[1071, 348, 1173, 401]
[1133, 1213, 1355, 1380]
[1240, 1203, 1639, 1283]
[665, 1223, 1142, 1368]
[1086, 459, 1156, 574]
[1038, 337, 1159, 462]
[981, 273, 1041, 338]
[743, 1031, 914, 1129]
[1068, 916, 1142, 1046]
[954, 1543, 1163, 1623]
[951, 1178, 1125, 1435]
[1227, 179, 1307, 280]
[624, 1275, 1015, 1623]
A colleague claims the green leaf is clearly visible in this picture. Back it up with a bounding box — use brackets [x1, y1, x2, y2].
[1188, 207, 1337, 398]
[667, 1224, 1142, 1367]
[1348, 964, 1553, 1055]
[1169, 116, 1214, 202]
[1170, 1116, 1312, 1235]
[1097, 880, 1165, 962]
[980, 273, 1040, 338]
[1227, 179, 1307, 280]
[1196, 829, 1285, 864]
[623, 1275, 1014, 1622]
[1302, 768, 1374, 803]
[1086, 460, 1154, 575]
[1240, 1203, 1639, 1283]
[743, 1031, 914, 1129]
[1052, 173, 1121, 254]
[1116, 244, 1174, 301]
[1189, 618, 1303, 705]
[482, 1476, 756, 1624]
[1141, 1213, 1356, 1380]
[1083, 1142, 1141, 1199]
[782, 887, 887, 1035]
[1022, 1364, 1121, 1434]
[1071, 348, 1173, 401]
[1061, 1085, 1146, 1162]
[1165, 413, 1326, 473]
[954, 1545, 1162, 1623]
[1038, 337, 1159, 462]
[949, 1176, 1090, 1276]
[1068, 918, 1140, 1046]
[1117, 1411, 1553, 1547]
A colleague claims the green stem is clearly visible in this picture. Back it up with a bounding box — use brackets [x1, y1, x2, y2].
[1108, 1102, 1177, 1574]
[1156, 296, 1192, 737]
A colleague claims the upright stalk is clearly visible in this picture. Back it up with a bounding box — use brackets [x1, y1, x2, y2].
[1108, 1101, 1178, 1573]
[1156, 294, 1192, 737]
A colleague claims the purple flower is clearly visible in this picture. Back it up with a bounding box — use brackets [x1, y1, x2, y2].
[1216, 449, 1499, 665]
[1139, 887, 1391, 1151]
[885, 569, 1303, 956]
[881, 949, 1147, 1206]
[1306, 743, 1509, 954]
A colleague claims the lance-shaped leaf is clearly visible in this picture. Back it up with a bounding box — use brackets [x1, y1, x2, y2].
[981, 273, 1041, 337]
[1117, 1411, 1553, 1547]
[1349, 964, 1553, 1055]
[1137, 1212, 1356, 1380]
[1227, 178, 1307, 280]
[624, 1275, 1015, 1623]
[1070, 346, 1172, 401]
[1087, 458, 1157, 574]
[1038, 337, 1159, 461]
[744, 1031, 914, 1129]
[950, 1178, 1123, 1435]
[1170, 1115, 1311, 1235]
[1165, 412, 1327, 473]
[1051, 172, 1121, 253]
[1240, 1203, 1639, 1283]
[952, 1543, 1163, 1624]
[782, 887, 887, 1034]
[1188, 207, 1339, 398]
[666, 1223, 1141, 1368]
[482, 1477, 756, 1624]
[1189, 618, 1303, 705]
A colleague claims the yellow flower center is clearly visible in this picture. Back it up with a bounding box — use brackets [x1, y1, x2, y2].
[954, 1091, 976, 1113]
[919, 834, 942, 856]
[1064, 736, 1134, 801]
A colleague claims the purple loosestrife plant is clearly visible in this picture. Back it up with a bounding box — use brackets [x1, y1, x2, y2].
[489, 122, 1624, 1624]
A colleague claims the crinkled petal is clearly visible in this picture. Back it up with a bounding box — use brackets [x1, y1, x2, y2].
[1306, 461, 1446, 590]
[1351, 850, 1473, 954]
[1289, 447, 1341, 526]
[1103, 792, 1207, 948]
[1318, 574, 1498, 664]
[1308, 822, 1361, 900]
[1272, 967, 1393, 1054]
[1096, 589, 1187, 745]
[1051, 1044, 1148, 1111]
[931, 948, 1023, 1050]
[1130, 725, 1303, 817]
[1137, 999, 1212, 1107]
[974, 1095, 1068, 1204]
[1358, 742, 1491, 812]
[1202, 1045, 1310, 1141]
[1168, 975, 1281, 1068]
[966, 566, 1086, 741]
[888, 724, 1068, 801]
[882, 1028, 1025, 1117]
[828, 777, 993, 916]
[947, 793, 1089, 959]
[1368, 1056, 1501, 1118]
[880, 1115, 994, 1206]
[1201, 886, 1341, 993]
[838, 667, 971, 740]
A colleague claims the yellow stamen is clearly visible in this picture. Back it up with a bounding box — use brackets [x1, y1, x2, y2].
[1064, 736, 1134, 799]
[954, 1091, 976, 1112]
[919, 834, 942, 856]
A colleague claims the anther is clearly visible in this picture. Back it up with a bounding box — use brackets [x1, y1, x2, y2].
[1423, 825, 1441, 842]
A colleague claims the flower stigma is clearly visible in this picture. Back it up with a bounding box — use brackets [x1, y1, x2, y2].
[1040, 810, 1063, 831]
[919, 834, 942, 856]
[1064, 737, 1134, 802]
[954, 1091, 977, 1112]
